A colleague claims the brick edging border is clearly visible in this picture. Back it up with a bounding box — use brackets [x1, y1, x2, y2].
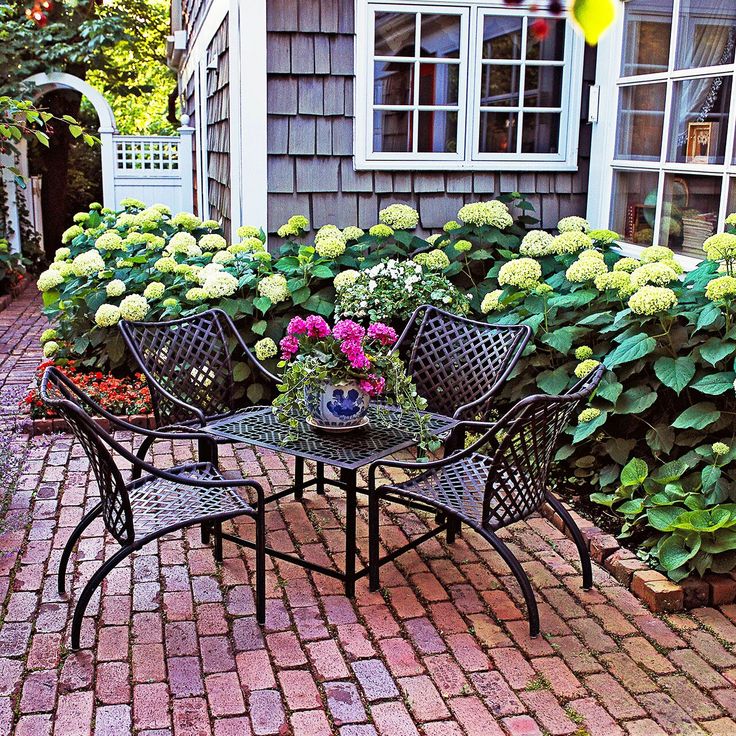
[541, 501, 736, 613]
[23, 413, 156, 437]
[0, 277, 31, 313]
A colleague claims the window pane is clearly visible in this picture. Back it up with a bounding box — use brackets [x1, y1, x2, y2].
[524, 66, 563, 108]
[521, 113, 560, 154]
[660, 174, 720, 257]
[375, 11, 415, 57]
[420, 13, 461, 59]
[480, 64, 520, 107]
[373, 110, 412, 152]
[621, 0, 673, 76]
[418, 63, 459, 105]
[610, 170, 660, 244]
[526, 18, 566, 61]
[676, 0, 736, 70]
[667, 76, 732, 164]
[727, 178, 736, 220]
[479, 112, 518, 153]
[482, 16, 523, 60]
[615, 83, 667, 161]
[374, 61, 414, 105]
[418, 111, 458, 152]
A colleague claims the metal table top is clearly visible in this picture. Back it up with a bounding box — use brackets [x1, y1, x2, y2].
[202, 404, 458, 470]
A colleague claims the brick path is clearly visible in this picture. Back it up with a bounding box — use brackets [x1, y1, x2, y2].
[3, 287, 736, 736]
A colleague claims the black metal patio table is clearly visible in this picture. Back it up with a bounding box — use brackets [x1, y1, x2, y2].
[201, 404, 458, 597]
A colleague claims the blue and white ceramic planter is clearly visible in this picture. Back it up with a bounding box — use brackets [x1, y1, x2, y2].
[305, 380, 370, 428]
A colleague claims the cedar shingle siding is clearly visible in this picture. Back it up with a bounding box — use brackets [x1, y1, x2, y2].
[207, 17, 231, 240]
[266, 0, 594, 234]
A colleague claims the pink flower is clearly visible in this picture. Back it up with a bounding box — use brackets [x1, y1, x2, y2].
[340, 338, 370, 370]
[367, 322, 398, 347]
[286, 317, 307, 336]
[333, 320, 366, 342]
[360, 374, 386, 397]
[305, 315, 331, 338]
[279, 335, 299, 360]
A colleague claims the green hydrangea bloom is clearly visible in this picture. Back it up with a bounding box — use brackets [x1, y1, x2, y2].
[480, 290, 504, 314]
[54, 247, 71, 261]
[578, 408, 601, 423]
[575, 359, 601, 378]
[575, 346, 593, 360]
[277, 215, 309, 238]
[498, 258, 542, 290]
[334, 270, 360, 291]
[171, 212, 202, 230]
[106, 279, 127, 298]
[212, 251, 235, 264]
[73, 212, 90, 225]
[457, 200, 513, 229]
[628, 286, 678, 315]
[237, 225, 261, 239]
[557, 216, 590, 233]
[520, 230, 554, 257]
[443, 220, 461, 232]
[257, 274, 290, 304]
[630, 262, 679, 289]
[579, 249, 604, 260]
[162, 298, 178, 308]
[144, 282, 166, 300]
[712, 442, 730, 456]
[369, 224, 394, 238]
[613, 257, 641, 273]
[202, 272, 239, 299]
[120, 198, 145, 210]
[154, 257, 177, 273]
[95, 232, 125, 252]
[37, 270, 65, 292]
[588, 229, 619, 243]
[639, 245, 675, 264]
[413, 249, 450, 271]
[40, 329, 58, 344]
[254, 338, 278, 361]
[453, 239, 472, 253]
[379, 204, 419, 230]
[315, 236, 347, 259]
[566, 258, 608, 283]
[703, 233, 736, 262]
[95, 304, 121, 327]
[705, 275, 736, 302]
[119, 294, 150, 321]
[186, 288, 207, 301]
[43, 341, 59, 358]
[199, 234, 228, 251]
[551, 231, 594, 254]
[61, 226, 83, 244]
[72, 251, 105, 278]
[342, 226, 364, 241]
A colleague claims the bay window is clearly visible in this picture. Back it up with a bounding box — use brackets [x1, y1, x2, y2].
[589, 0, 736, 262]
[354, 1, 585, 170]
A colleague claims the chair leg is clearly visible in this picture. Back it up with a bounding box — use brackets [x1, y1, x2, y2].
[447, 516, 461, 544]
[199, 437, 219, 545]
[71, 545, 133, 650]
[545, 492, 593, 590]
[368, 491, 381, 591]
[484, 531, 540, 638]
[255, 510, 266, 625]
[58, 503, 103, 595]
[294, 456, 304, 501]
[213, 521, 223, 563]
[131, 436, 156, 481]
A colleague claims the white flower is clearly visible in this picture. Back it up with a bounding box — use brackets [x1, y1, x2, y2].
[72, 250, 105, 278]
[143, 282, 166, 300]
[95, 232, 124, 252]
[106, 279, 126, 297]
[458, 200, 513, 229]
[37, 270, 65, 292]
[557, 216, 590, 233]
[379, 204, 420, 230]
[334, 270, 360, 291]
[95, 304, 121, 327]
[481, 290, 504, 313]
[202, 272, 239, 299]
[257, 274, 290, 304]
[520, 230, 554, 257]
[199, 234, 228, 251]
[119, 294, 150, 321]
[498, 258, 542, 290]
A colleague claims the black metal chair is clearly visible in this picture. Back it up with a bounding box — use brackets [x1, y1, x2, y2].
[40, 366, 266, 649]
[118, 308, 279, 471]
[368, 364, 605, 637]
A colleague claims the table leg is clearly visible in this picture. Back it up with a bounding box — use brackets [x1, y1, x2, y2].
[316, 462, 325, 495]
[294, 456, 304, 501]
[341, 468, 357, 597]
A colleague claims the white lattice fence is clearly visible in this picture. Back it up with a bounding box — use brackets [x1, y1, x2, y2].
[105, 128, 194, 213]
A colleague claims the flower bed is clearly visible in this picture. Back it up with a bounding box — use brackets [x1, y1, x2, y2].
[34, 196, 736, 586]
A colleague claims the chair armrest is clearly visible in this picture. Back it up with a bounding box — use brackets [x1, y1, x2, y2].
[368, 419, 499, 491]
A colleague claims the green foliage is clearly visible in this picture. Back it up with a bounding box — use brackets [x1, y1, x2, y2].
[0, 238, 27, 294]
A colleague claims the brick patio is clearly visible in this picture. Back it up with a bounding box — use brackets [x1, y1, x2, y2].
[3, 288, 736, 736]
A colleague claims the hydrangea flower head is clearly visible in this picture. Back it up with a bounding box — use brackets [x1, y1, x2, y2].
[162, 298, 178, 308]
[154, 257, 177, 273]
[72, 250, 106, 278]
[639, 245, 675, 264]
[613, 257, 641, 273]
[144, 282, 166, 300]
[588, 229, 619, 244]
[95, 232, 124, 252]
[594, 271, 635, 298]
[73, 212, 90, 225]
[119, 294, 150, 321]
[287, 317, 308, 336]
[55, 247, 71, 261]
[171, 212, 202, 230]
[50, 261, 74, 278]
[457, 200, 513, 229]
[454, 239, 472, 252]
[237, 225, 261, 239]
[628, 286, 677, 315]
[254, 338, 278, 361]
[551, 231, 594, 254]
[37, 269, 65, 292]
[557, 216, 590, 233]
[703, 233, 736, 262]
[630, 262, 679, 289]
[342, 226, 364, 241]
[213, 251, 234, 264]
[40, 329, 58, 344]
[43, 341, 59, 358]
[257, 274, 290, 304]
[566, 258, 608, 283]
[199, 234, 228, 251]
[498, 258, 542, 290]
[579, 249, 604, 261]
[334, 270, 360, 291]
[443, 220, 461, 232]
[413, 249, 450, 271]
[575, 359, 601, 379]
[316, 236, 346, 259]
[61, 226, 83, 244]
[120, 198, 145, 210]
[520, 230, 554, 257]
[575, 346, 593, 360]
[106, 279, 126, 297]
[202, 272, 239, 299]
[379, 204, 419, 230]
[726, 212, 736, 227]
[186, 287, 207, 301]
[369, 224, 394, 238]
[712, 442, 730, 456]
[95, 304, 121, 327]
[705, 275, 736, 302]
[277, 215, 309, 238]
[578, 408, 601, 423]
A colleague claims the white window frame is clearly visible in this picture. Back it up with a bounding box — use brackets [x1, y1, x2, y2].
[587, 0, 736, 268]
[354, 0, 585, 171]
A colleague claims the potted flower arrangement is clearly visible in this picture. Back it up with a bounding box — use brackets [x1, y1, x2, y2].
[273, 315, 436, 449]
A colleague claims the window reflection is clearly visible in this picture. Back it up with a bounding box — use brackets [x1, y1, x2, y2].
[621, 0, 674, 76]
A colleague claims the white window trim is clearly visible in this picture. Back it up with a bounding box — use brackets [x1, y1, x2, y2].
[587, 0, 736, 267]
[354, 0, 585, 171]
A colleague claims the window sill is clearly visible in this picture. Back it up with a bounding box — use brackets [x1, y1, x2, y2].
[352, 157, 580, 173]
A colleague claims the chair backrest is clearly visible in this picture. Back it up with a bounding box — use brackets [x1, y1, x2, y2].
[483, 364, 605, 528]
[119, 309, 236, 426]
[402, 306, 531, 419]
[40, 367, 135, 546]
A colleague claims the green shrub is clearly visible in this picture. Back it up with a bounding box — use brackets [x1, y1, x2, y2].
[0, 238, 26, 294]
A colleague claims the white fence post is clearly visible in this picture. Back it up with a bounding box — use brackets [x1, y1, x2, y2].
[100, 128, 116, 209]
[177, 116, 195, 213]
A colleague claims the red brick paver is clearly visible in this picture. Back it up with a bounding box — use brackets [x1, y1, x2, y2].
[2, 287, 736, 734]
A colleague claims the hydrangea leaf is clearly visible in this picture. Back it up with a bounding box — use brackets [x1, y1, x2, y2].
[615, 386, 657, 414]
[690, 371, 736, 396]
[654, 356, 696, 394]
[658, 534, 701, 571]
[604, 334, 656, 369]
[672, 402, 721, 430]
[699, 337, 736, 366]
[570, 0, 617, 45]
[620, 458, 648, 487]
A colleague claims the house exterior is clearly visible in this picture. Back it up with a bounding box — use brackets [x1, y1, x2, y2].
[169, 0, 736, 266]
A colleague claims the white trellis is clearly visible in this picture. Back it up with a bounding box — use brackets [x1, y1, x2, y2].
[4, 72, 194, 252]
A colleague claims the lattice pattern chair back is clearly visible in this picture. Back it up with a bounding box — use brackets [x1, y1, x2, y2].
[120, 311, 236, 426]
[403, 306, 530, 419]
[482, 365, 605, 529]
[40, 368, 135, 545]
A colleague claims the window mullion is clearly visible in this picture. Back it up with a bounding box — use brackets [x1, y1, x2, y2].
[412, 11, 421, 153]
[517, 16, 527, 154]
